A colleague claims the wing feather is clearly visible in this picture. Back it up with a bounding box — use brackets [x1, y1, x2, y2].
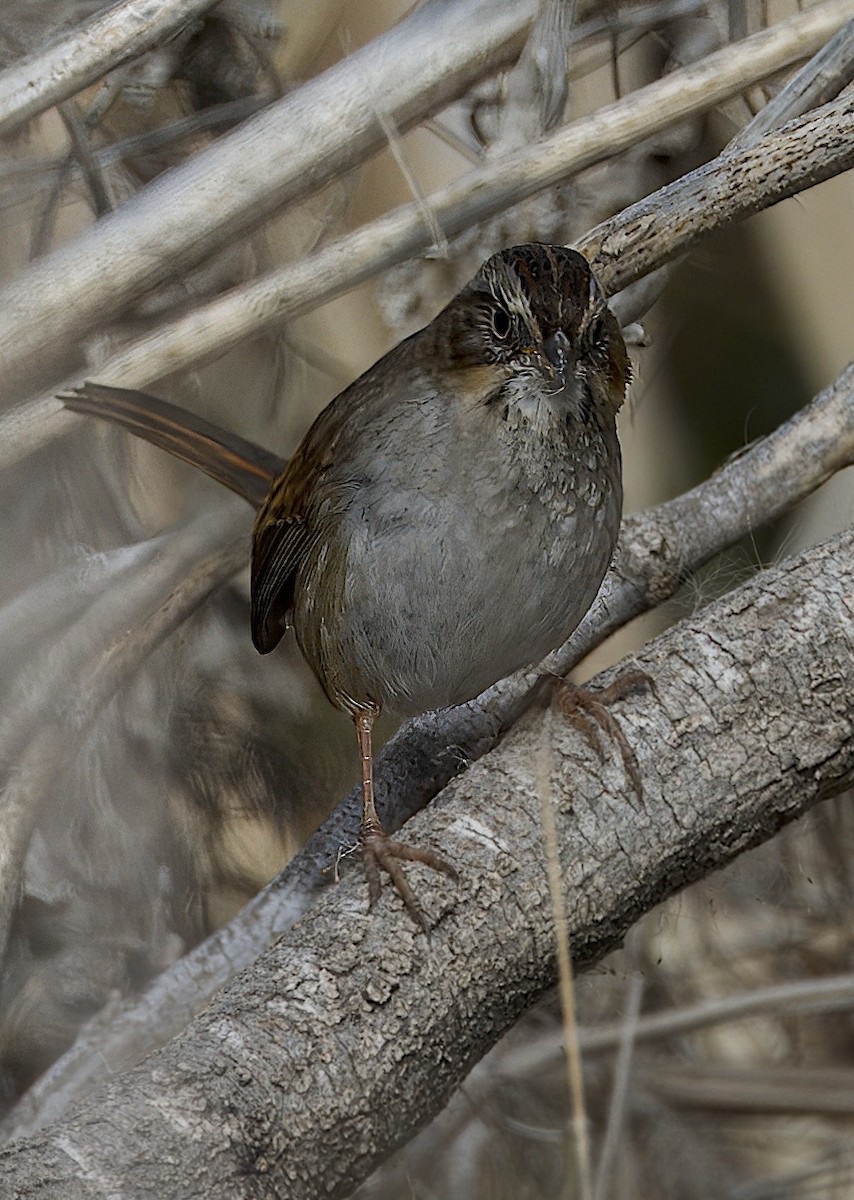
[249, 405, 340, 654]
[249, 339, 415, 655]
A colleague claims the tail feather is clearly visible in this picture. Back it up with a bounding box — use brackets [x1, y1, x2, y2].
[61, 384, 284, 510]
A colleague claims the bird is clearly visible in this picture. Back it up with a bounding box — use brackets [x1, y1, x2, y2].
[64, 242, 633, 929]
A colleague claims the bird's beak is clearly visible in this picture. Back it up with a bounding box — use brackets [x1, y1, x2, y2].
[541, 330, 574, 388]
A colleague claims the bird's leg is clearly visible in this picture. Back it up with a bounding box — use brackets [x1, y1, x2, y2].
[552, 670, 649, 802]
[354, 709, 457, 931]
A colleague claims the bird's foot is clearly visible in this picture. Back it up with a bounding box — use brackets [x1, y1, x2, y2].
[361, 820, 458, 934]
[553, 669, 649, 802]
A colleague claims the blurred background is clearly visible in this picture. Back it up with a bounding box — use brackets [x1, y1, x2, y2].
[0, 0, 852, 1195]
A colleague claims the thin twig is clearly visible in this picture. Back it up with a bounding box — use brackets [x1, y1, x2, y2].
[638, 1063, 854, 1115]
[538, 710, 593, 1200]
[0, 0, 537, 392]
[580, 972, 854, 1054]
[0, 96, 266, 212]
[4, 5, 853, 469]
[727, 16, 854, 149]
[0, 0, 220, 136]
[375, 108, 448, 259]
[593, 971, 644, 1200]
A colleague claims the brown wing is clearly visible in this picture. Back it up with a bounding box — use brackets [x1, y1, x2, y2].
[250, 408, 338, 655]
[250, 337, 417, 655]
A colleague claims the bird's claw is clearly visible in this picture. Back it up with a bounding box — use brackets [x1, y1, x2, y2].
[361, 826, 458, 933]
[554, 669, 649, 802]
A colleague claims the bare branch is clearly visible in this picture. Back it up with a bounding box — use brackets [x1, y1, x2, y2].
[425, 972, 854, 1141]
[582, 88, 854, 294]
[726, 16, 854, 150]
[547, 362, 854, 675]
[0, 503, 248, 964]
[638, 1063, 854, 1115]
[580, 973, 854, 1054]
[1, 6, 852, 1163]
[0, 0, 537, 392]
[3, 3, 853, 469]
[0, 527, 850, 1197]
[0, 0, 222, 137]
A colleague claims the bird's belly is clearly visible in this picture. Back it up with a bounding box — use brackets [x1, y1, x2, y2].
[301, 483, 619, 717]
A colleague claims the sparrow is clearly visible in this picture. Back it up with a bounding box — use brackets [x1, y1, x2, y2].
[64, 243, 632, 929]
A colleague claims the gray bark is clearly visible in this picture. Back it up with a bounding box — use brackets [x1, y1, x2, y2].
[0, 0, 221, 136]
[1, 527, 851, 1198]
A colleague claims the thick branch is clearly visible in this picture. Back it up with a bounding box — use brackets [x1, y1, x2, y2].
[4, 10, 849, 1119]
[1, 11, 852, 1148]
[1, 528, 851, 1197]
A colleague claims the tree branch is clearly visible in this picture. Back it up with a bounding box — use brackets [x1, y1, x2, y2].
[2, 4, 852, 468]
[582, 88, 854, 293]
[0, 0, 537, 392]
[0, 503, 247, 964]
[2, 5, 852, 1162]
[1, 527, 851, 1197]
[0, 0, 221, 137]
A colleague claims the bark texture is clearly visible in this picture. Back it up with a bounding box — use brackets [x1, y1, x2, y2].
[2, 527, 851, 1198]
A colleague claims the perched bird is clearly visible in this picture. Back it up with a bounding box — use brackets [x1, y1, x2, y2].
[65, 243, 633, 928]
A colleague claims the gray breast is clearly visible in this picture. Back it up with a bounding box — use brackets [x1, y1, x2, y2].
[293, 388, 621, 717]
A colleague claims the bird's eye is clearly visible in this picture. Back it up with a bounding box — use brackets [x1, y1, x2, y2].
[490, 306, 511, 339]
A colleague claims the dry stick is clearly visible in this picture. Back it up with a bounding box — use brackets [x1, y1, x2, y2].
[637, 1063, 854, 1115]
[2, 0, 853, 467]
[7, 13, 854, 1089]
[581, 93, 854, 294]
[0, 0, 221, 136]
[0, 505, 244, 764]
[538, 712, 593, 1200]
[6, 0, 686, 206]
[608, 17, 854, 324]
[727, 15, 854, 149]
[0, 0, 537, 391]
[537, 29, 854, 1164]
[548, 363, 854, 680]
[580, 972, 854, 1054]
[1, 528, 851, 1196]
[593, 971, 644, 1200]
[0, 18, 849, 1180]
[393, 970, 854, 1166]
[0, 95, 266, 207]
[6, 360, 852, 1144]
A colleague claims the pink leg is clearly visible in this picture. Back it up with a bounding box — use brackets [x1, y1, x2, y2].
[353, 709, 457, 932]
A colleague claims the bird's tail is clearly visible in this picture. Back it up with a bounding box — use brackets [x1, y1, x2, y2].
[61, 383, 285, 511]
